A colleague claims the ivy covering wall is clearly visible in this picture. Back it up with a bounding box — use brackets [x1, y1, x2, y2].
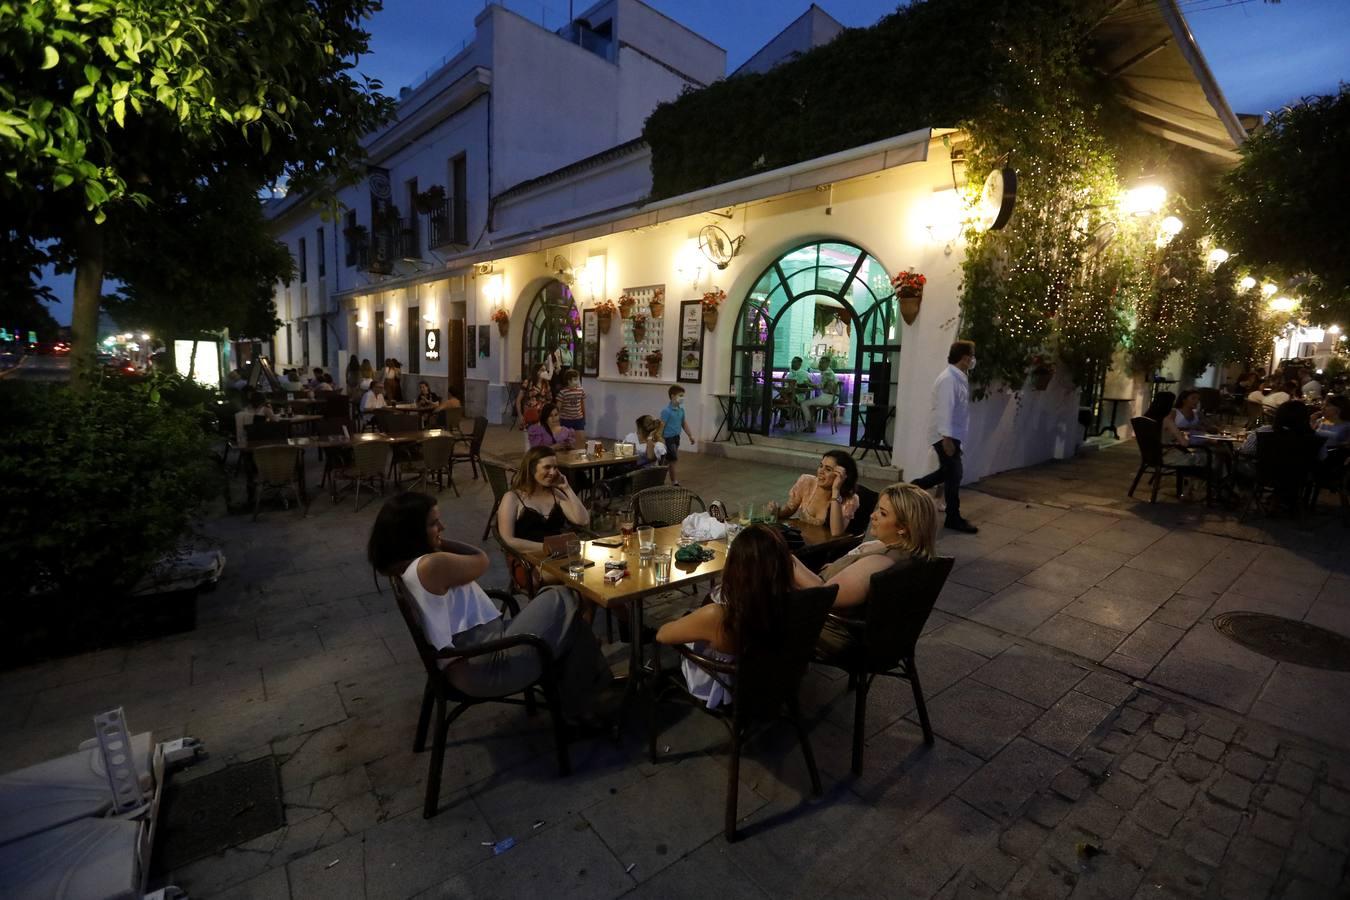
[642, 0, 1278, 397]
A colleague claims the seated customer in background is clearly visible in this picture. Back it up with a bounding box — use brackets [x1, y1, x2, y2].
[1314, 396, 1350, 451]
[368, 492, 609, 724]
[496, 446, 589, 558]
[624, 415, 668, 468]
[799, 355, 840, 433]
[1167, 390, 1213, 441]
[359, 380, 387, 426]
[655, 524, 798, 709]
[527, 403, 577, 449]
[234, 391, 275, 444]
[774, 449, 861, 537]
[794, 482, 939, 661]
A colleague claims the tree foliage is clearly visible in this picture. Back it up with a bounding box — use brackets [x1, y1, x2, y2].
[102, 174, 294, 350]
[0, 0, 395, 370]
[1213, 85, 1350, 325]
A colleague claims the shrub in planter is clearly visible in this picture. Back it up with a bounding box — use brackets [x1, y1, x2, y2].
[0, 374, 222, 660]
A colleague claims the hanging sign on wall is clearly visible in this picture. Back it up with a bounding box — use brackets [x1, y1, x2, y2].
[424, 328, 441, 361]
[678, 300, 705, 384]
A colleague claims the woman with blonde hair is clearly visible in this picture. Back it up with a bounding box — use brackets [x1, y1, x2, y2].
[793, 482, 939, 658]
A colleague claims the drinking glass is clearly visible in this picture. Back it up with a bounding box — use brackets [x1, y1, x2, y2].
[638, 525, 655, 561]
[619, 510, 636, 549]
[738, 503, 754, 526]
[652, 549, 672, 584]
[566, 539, 585, 579]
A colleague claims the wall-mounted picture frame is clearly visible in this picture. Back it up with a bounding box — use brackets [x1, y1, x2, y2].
[466, 324, 475, 368]
[581, 308, 599, 378]
[478, 324, 491, 361]
[678, 299, 705, 384]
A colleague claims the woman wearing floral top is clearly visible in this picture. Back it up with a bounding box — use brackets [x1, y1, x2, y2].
[515, 363, 552, 430]
[774, 449, 861, 537]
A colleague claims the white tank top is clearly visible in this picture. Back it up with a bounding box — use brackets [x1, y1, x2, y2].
[400, 556, 501, 651]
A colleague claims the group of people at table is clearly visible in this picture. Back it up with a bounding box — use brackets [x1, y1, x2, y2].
[365, 437, 939, 728]
[1148, 382, 1348, 494]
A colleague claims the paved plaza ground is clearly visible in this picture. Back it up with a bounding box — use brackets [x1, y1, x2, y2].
[1, 430, 1347, 899]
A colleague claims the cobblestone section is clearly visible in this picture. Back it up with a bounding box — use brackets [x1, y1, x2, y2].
[945, 692, 1350, 900]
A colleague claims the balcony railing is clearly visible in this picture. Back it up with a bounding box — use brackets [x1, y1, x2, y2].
[397, 216, 421, 260]
[427, 197, 468, 248]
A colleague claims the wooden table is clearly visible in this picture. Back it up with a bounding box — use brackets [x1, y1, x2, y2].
[1192, 432, 1246, 505]
[524, 444, 637, 512]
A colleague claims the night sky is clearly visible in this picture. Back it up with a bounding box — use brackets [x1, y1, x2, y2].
[38, 0, 1350, 322]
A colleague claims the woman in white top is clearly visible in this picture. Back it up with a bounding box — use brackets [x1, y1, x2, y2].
[368, 492, 610, 720]
[1161, 390, 1211, 468]
[655, 523, 799, 709]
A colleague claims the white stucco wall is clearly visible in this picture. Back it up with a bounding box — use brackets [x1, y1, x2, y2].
[472, 134, 1083, 485]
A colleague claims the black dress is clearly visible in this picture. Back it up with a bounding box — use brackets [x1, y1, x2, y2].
[513, 493, 569, 543]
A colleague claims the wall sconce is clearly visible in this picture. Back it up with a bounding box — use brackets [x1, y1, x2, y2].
[357, 317, 369, 329]
[482, 272, 503, 303]
[1155, 216, 1183, 247]
[1238, 276, 1257, 291]
[1329, 324, 1342, 335]
[1205, 248, 1230, 271]
[1268, 296, 1299, 314]
[923, 189, 965, 253]
[675, 241, 704, 291]
[1260, 283, 1278, 297]
[385, 308, 398, 328]
[1120, 184, 1166, 217]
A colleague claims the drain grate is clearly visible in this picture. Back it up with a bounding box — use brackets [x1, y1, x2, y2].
[153, 756, 284, 872]
[1213, 612, 1350, 671]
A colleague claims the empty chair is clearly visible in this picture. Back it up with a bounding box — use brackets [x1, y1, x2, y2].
[632, 485, 705, 527]
[404, 434, 459, 496]
[449, 415, 489, 481]
[389, 577, 569, 818]
[481, 462, 516, 540]
[251, 445, 306, 520]
[330, 440, 392, 510]
[813, 556, 955, 774]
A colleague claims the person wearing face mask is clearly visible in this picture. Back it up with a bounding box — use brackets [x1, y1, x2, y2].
[659, 385, 695, 485]
[911, 340, 978, 533]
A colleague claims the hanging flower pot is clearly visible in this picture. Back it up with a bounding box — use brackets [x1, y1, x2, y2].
[649, 298, 664, 318]
[898, 289, 923, 326]
[618, 295, 635, 319]
[703, 306, 719, 332]
[490, 310, 510, 337]
[597, 311, 612, 334]
[617, 348, 630, 375]
[646, 352, 662, 378]
[632, 314, 647, 345]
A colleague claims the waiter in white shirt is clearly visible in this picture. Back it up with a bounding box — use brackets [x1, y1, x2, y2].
[912, 340, 979, 533]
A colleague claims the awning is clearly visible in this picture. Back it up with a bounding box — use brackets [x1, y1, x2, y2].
[1091, 0, 1246, 164]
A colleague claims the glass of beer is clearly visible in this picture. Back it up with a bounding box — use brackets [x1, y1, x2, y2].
[619, 509, 636, 549]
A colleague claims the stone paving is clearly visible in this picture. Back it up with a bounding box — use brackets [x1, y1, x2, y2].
[0, 432, 1347, 899]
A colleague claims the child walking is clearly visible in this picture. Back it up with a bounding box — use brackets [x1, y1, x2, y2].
[556, 369, 587, 439]
[659, 385, 695, 485]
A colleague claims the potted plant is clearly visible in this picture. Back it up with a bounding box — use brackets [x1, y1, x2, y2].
[649, 288, 666, 318]
[617, 346, 631, 375]
[632, 313, 647, 344]
[595, 299, 617, 334]
[414, 184, 446, 216]
[891, 269, 927, 325]
[490, 308, 510, 337]
[343, 222, 369, 246]
[618, 293, 636, 319]
[701, 288, 726, 331]
[1029, 354, 1054, 390]
[646, 349, 662, 378]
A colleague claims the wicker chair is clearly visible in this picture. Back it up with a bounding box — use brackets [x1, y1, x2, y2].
[251, 445, 306, 520]
[651, 585, 838, 841]
[632, 485, 705, 527]
[389, 576, 569, 819]
[813, 557, 955, 774]
[330, 440, 392, 510]
[1127, 416, 1207, 503]
[404, 434, 459, 496]
[596, 464, 666, 513]
[450, 415, 489, 481]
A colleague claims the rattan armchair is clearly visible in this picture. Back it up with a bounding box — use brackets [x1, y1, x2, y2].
[251, 445, 306, 520]
[404, 434, 459, 496]
[330, 440, 392, 510]
[632, 485, 705, 527]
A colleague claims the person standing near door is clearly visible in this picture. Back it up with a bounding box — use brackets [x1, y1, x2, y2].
[912, 340, 978, 534]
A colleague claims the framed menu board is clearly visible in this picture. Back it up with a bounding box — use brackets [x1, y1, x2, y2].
[678, 299, 705, 384]
[581, 308, 599, 377]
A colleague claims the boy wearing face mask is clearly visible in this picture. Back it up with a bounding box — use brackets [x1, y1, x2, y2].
[659, 385, 695, 485]
[912, 340, 978, 534]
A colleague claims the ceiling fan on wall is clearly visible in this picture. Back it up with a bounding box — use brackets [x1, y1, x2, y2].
[698, 224, 744, 270]
[550, 254, 576, 285]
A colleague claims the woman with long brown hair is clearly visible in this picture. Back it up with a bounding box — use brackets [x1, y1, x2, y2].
[496, 446, 589, 557]
[655, 524, 796, 708]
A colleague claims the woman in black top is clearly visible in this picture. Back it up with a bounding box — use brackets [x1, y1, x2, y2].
[496, 445, 589, 556]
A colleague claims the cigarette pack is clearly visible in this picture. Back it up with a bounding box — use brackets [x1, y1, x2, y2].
[603, 569, 627, 585]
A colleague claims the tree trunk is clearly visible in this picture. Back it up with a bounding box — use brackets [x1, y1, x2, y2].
[70, 219, 105, 389]
[188, 339, 199, 380]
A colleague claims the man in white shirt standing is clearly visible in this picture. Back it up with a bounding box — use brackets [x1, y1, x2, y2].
[912, 340, 979, 533]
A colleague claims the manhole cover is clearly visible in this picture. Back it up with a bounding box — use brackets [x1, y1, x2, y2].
[1213, 612, 1350, 671]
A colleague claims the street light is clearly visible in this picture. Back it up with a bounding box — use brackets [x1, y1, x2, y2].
[1269, 296, 1299, 314]
[1121, 184, 1166, 217]
[1238, 276, 1256, 291]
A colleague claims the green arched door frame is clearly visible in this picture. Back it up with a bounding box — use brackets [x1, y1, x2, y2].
[520, 279, 578, 379]
[730, 240, 901, 445]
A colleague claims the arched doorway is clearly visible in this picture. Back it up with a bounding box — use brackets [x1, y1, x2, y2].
[731, 240, 901, 446]
[520, 279, 579, 379]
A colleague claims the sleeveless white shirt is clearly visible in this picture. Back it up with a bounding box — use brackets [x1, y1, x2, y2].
[400, 556, 501, 650]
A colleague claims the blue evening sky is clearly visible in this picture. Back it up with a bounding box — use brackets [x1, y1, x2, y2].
[39, 0, 1350, 323]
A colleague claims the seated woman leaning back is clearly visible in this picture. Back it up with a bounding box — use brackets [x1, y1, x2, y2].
[367, 491, 610, 724]
[795, 481, 940, 660]
[496, 445, 590, 590]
